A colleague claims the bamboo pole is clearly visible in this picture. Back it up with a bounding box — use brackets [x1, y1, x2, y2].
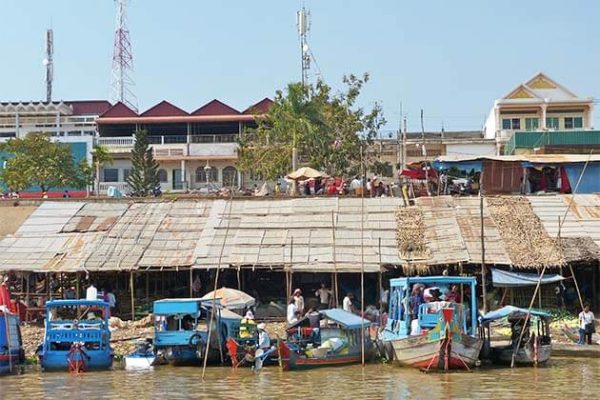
[129, 272, 135, 321]
[202, 192, 234, 379]
[331, 210, 339, 307]
[189, 268, 193, 298]
[75, 272, 80, 299]
[360, 144, 365, 366]
[480, 182, 487, 313]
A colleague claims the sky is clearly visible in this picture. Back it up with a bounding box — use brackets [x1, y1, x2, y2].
[1, 0, 599, 132]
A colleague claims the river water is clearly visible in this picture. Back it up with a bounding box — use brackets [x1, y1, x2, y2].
[1, 358, 599, 399]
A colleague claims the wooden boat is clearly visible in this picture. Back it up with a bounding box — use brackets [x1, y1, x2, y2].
[480, 306, 552, 366]
[38, 300, 113, 372]
[277, 309, 375, 371]
[382, 276, 483, 371]
[0, 284, 24, 375]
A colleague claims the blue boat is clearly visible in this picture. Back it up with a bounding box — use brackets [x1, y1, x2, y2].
[153, 298, 242, 365]
[38, 300, 113, 372]
[0, 305, 24, 375]
[382, 276, 482, 371]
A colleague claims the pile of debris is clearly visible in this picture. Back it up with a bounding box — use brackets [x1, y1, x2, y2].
[487, 196, 565, 268]
[395, 207, 428, 256]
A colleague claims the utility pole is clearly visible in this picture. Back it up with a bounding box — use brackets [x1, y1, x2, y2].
[421, 109, 430, 195]
[402, 116, 407, 170]
[44, 29, 53, 103]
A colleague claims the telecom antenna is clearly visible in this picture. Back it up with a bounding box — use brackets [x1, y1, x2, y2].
[111, 0, 137, 111]
[297, 3, 311, 85]
[43, 29, 54, 102]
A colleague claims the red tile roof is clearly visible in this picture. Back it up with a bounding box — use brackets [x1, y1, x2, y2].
[191, 99, 240, 116]
[141, 100, 188, 117]
[100, 102, 138, 118]
[243, 98, 273, 114]
[65, 100, 112, 115]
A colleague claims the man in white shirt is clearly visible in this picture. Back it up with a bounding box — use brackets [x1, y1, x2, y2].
[315, 283, 332, 309]
[343, 293, 355, 314]
[578, 304, 596, 345]
[287, 299, 298, 325]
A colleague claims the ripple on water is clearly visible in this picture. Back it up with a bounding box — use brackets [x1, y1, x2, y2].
[1, 358, 599, 400]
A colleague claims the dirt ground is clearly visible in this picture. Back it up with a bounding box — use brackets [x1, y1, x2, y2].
[0, 204, 37, 238]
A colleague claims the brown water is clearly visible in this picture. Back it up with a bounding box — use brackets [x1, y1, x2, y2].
[1, 358, 599, 400]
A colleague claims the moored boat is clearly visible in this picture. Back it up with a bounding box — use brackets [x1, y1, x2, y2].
[38, 300, 114, 372]
[0, 283, 24, 375]
[125, 339, 155, 370]
[152, 298, 241, 365]
[277, 308, 374, 371]
[480, 306, 552, 366]
[382, 276, 482, 371]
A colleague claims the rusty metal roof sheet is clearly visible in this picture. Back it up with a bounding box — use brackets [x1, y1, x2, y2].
[62, 202, 130, 233]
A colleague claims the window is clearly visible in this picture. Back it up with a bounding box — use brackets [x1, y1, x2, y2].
[195, 166, 218, 183]
[158, 169, 168, 183]
[67, 131, 81, 136]
[103, 168, 119, 182]
[123, 169, 131, 182]
[525, 118, 539, 131]
[564, 117, 583, 129]
[222, 166, 238, 187]
[546, 117, 559, 129]
[502, 118, 520, 130]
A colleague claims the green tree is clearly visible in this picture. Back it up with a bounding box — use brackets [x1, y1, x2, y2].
[0, 133, 92, 192]
[237, 74, 385, 180]
[93, 144, 113, 196]
[127, 129, 159, 196]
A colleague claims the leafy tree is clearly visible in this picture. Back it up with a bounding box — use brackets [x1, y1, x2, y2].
[127, 129, 159, 196]
[0, 133, 92, 192]
[93, 144, 113, 196]
[237, 74, 385, 180]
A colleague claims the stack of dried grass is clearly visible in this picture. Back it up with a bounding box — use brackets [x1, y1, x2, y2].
[396, 207, 429, 260]
[487, 196, 565, 268]
[558, 237, 600, 263]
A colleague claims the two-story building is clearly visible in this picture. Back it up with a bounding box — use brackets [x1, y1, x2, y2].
[484, 73, 597, 155]
[95, 98, 272, 194]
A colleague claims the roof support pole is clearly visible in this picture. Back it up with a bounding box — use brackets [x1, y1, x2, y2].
[75, 272, 80, 300]
[129, 271, 135, 321]
[189, 268, 193, 298]
[480, 176, 488, 314]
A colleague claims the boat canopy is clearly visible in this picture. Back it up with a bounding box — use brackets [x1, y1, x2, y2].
[491, 268, 564, 288]
[390, 276, 477, 289]
[153, 298, 221, 316]
[480, 305, 551, 324]
[319, 309, 370, 330]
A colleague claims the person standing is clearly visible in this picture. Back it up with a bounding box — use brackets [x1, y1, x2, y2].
[315, 283, 332, 309]
[192, 275, 202, 296]
[286, 298, 298, 325]
[578, 304, 596, 345]
[293, 288, 304, 316]
[343, 293, 355, 314]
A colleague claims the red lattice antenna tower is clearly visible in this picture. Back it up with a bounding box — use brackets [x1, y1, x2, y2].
[111, 0, 137, 111]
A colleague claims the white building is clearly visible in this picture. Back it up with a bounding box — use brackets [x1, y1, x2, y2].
[484, 73, 594, 154]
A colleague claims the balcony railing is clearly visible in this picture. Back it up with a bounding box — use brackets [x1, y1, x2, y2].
[98, 134, 238, 147]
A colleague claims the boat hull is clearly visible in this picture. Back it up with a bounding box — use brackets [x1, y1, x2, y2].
[277, 340, 374, 371]
[125, 356, 156, 370]
[40, 350, 113, 371]
[390, 334, 482, 370]
[0, 312, 24, 375]
[491, 344, 552, 365]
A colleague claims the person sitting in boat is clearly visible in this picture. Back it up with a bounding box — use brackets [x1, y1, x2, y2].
[445, 285, 460, 303]
[409, 285, 424, 319]
[306, 308, 320, 328]
[509, 315, 531, 347]
[239, 310, 256, 339]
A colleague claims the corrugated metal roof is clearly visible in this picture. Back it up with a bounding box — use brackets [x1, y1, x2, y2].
[16, 202, 84, 235]
[62, 202, 129, 233]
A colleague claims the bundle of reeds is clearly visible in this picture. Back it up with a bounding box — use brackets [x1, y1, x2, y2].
[396, 206, 429, 259]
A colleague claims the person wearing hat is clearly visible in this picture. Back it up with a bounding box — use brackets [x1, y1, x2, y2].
[257, 323, 270, 350]
[239, 310, 256, 339]
[293, 288, 304, 317]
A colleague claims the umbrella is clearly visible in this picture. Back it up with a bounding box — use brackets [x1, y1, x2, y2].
[200, 287, 255, 310]
[286, 167, 324, 181]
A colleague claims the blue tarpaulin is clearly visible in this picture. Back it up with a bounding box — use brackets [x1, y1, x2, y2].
[320, 309, 371, 329]
[564, 163, 600, 193]
[491, 268, 564, 288]
[480, 305, 551, 324]
[432, 160, 483, 172]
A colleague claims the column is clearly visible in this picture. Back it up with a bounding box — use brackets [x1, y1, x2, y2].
[181, 159, 186, 191]
[541, 104, 547, 130]
[15, 112, 20, 137]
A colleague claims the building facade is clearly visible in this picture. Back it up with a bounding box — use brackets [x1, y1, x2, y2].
[483, 73, 595, 154]
[96, 98, 272, 194]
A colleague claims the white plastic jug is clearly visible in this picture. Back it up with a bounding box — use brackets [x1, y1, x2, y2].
[86, 285, 98, 301]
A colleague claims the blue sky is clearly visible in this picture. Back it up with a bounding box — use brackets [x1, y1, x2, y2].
[1, 0, 598, 132]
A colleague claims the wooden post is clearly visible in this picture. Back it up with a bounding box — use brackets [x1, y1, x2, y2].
[161, 271, 165, 296]
[129, 272, 135, 321]
[75, 272, 80, 300]
[146, 271, 150, 300]
[237, 267, 241, 290]
[25, 273, 30, 323]
[480, 190, 488, 313]
[331, 211, 339, 307]
[189, 268, 193, 298]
